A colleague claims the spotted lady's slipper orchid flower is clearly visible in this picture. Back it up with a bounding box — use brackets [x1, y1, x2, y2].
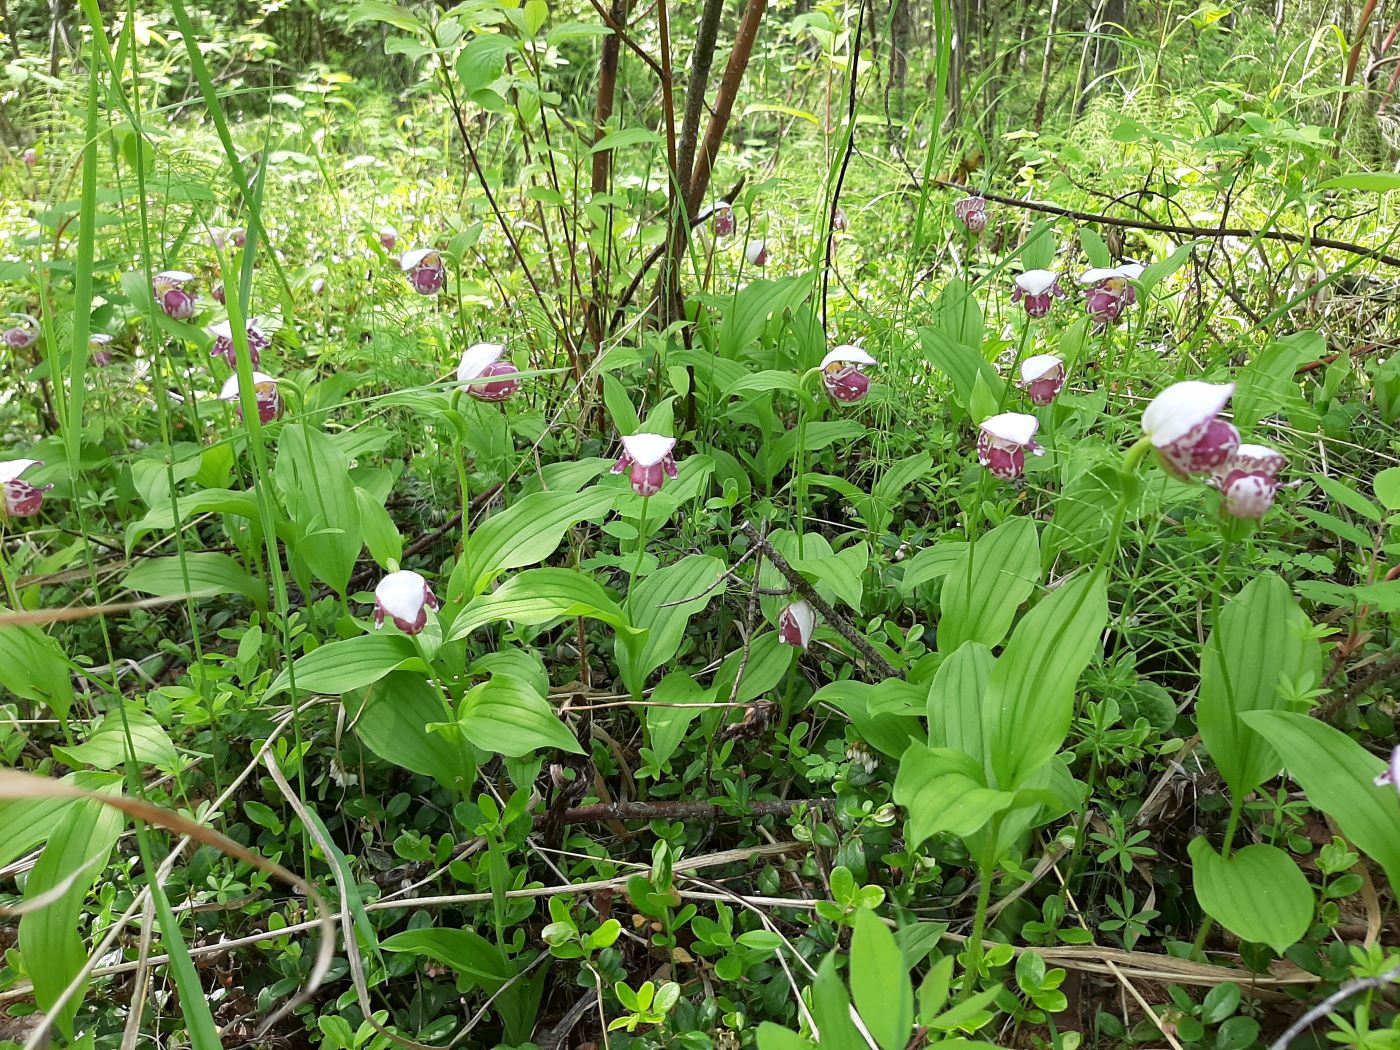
[153, 270, 198, 321]
[778, 600, 816, 649]
[832, 207, 849, 232]
[211, 282, 226, 306]
[1079, 263, 1143, 322]
[1212, 443, 1287, 520]
[821, 345, 876, 405]
[209, 318, 271, 368]
[219, 371, 281, 424]
[89, 333, 114, 367]
[611, 434, 679, 497]
[1018, 353, 1066, 406]
[3, 314, 40, 351]
[745, 240, 768, 267]
[978, 412, 1043, 480]
[457, 341, 520, 402]
[379, 227, 398, 252]
[310, 277, 326, 296]
[22, 148, 36, 167]
[698, 200, 735, 238]
[954, 195, 988, 234]
[1141, 381, 1240, 479]
[401, 248, 447, 296]
[373, 570, 439, 635]
[1011, 270, 1064, 318]
[230, 228, 247, 248]
[0, 460, 52, 518]
[1374, 745, 1400, 797]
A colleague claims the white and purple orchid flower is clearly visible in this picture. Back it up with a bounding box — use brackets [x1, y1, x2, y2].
[89, 333, 114, 367]
[0, 460, 52, 519]
[1212, 443, 1287, 520]
[745, 240, 768, 267]
[832, 207, 850, 232]
[954, 195, 988, 234]
[612, 434, 679, 497]
[1142, 381, 1240, 479]
[22, 148, 36, 168]
[209, 318, 271, 368]
[457, 342, 520, 402]
[379, 227, 399, 253]
[219, 371, 281, 425]
[778, 600, 816, 649]
[310, 277, 326, 297]
[1011, 270, 1065, 318]
[212, 282, 226, 306]
[699, 200, 735, 238]
[978, 412, 1043, 480]
[373, 570, 439, 635]
[401, 248, 447, 296]
[1374, 745, 1400, 797]
[820, 345, 876, 405]
[1019, 353, 1065, 406]
[153, 270, 198, 321]
[3, 313, 40, 351]
[1079, 263, 1144, 323]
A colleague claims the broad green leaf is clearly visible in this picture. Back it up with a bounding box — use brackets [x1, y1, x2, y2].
[20, 793, 123, 1036]
[898, 541, 966, 596]
[381, 927, 511, 988]
[938, 517, 1039, 651]
[0, 620, 75, 719]
[1079, 228, 1111, 267]
[717, 275, 812, 359]
[1198, 574, 1321, 800]
[986, 571, 1108, 789]
[814, 679, 922, 759]
[615, 555, 726, 697]
[894, 744, 1047, 845]
[449, 568, 638, 639]
[927, 641, 994, 769]
[810, 955, 865, 1050]
[275, 424, 363, 595]
[932, 277, 984, 351]
[456, 674, 583, 757]
[1188, 839, 1312, 953]
[351, 673, 475, 794]
[356, 486, 403, 568]
[455, 34, 512, 96]
[124, 487, 262, 552]
[919, 327, 999, 408]
[53, 706, 177, 771]
[712, 632, 794, 707]
[1136, 240, 1197, 296]
[124, 551, 264, 607]
[1316, 172, 1400, 192]
[1244, 710, 1400, 891]
[1233, 332, 1323, 430]
[590, 126, 659, 152]
[1311, 472, 1382, 522]
[646, 673, 719, 770]
[0, 772, 118, 871]
[723, 369, 805, 399]
[851, 909, 914, 1050]
[347, 0, 424, 32]
[1046, 463, 1123, 560]
[792, 543, 867, 612]
[756, 1024, 813, 1050]
[269, 633, 423, 695]
[601, 374, 640, 435]
[458, 488, 615, 598]
[1374, 467, 1400, 511]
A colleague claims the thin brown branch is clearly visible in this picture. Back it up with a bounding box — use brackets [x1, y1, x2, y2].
[687, 0, 768, 213]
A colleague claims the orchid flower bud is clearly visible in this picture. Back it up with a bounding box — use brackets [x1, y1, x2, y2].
[211, 282, 226, 305]
[401, 248, 446, 295]
[611, 434, 679, 497]
[1018, 353, 1066, 406]
[778, 600, 816, 649]
[219, 371, 281, 424]
[954, 195, 988, 234]
[1374, 745, 1400, 797]
[1212, 443, 1286, 519]
[22, 148, 36, 168]
[1142, 381, 1240, 478]
[209, 318, 271, 368]
[310, 277, 326, 296]
[153, 270, 198, 321]
[457, 341, 520, 402]
[977, 412, 1043, 479]
[1079, 264, 1143, 323]
[3, 313, 40, 351]
[89, 332, 114, 367]
[379, 227, 398, 252]
[820, 345, 876, 405]
[745, 239, 768, 267]
[1011, 270, 1064, 318]
[373, 570, 439, 635]
[0, 459, 53, 518]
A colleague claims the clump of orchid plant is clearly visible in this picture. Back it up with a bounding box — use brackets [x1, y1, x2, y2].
[745, 240, 768, 267]
[978, 412, 1043, 479]
[1011, 270, 1065, 318]
[153, 271, 198, 321]
[778, 600, 816, 649]
[1018, 354, 1065, 406]
[457, 342, 520, 403]
[954, 195, 988, 234]
[820, 345, 876, 405]
[1079, 263, 1143, 323]
[1212, 443, 1287, 519]
[612, 434, 679, 497]
[3, 314, 39, 350]
[209, 318, 271, 368]
[1141, 381, 1240, 479]
[374, 570, 439, 634]
[219, 371, 281, 424]
[401, 248, 447, 296]
[0, 459, 52, 518]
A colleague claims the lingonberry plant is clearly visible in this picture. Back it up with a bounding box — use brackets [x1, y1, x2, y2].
[1, 1, 1399, 1049]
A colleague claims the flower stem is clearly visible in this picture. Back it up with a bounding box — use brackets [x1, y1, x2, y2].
[961, 827, 1000, 1001]
[1096, 435, 1154, 576]
[626, 495, 651, 616]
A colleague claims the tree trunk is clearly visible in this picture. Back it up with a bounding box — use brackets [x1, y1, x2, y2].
[890, 0, 910, 117]
[1033, 0, 1062, 131]
[585, 0, 630, 348]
